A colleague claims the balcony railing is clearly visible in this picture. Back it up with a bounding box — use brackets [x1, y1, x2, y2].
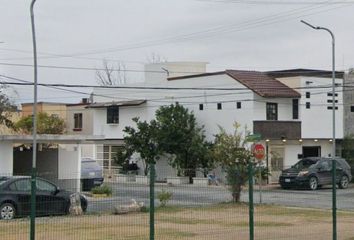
[253, 120, 301, 140]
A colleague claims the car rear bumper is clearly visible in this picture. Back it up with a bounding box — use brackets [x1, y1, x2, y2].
[279, 176, 309, 188]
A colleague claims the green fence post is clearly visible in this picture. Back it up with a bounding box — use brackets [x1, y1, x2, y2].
[332, 159, 337, 240]
[248, 162, 254, 240]
[30, 168, 36, 240]
[149, 163, 156, 240]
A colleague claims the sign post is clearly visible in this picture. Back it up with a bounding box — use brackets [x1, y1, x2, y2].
[253, 143, 265, 204]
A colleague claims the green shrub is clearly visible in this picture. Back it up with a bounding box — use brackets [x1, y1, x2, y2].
[91, 184, 112, 196]
[157, 189, 173, 207]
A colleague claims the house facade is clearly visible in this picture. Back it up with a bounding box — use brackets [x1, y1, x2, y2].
[86, 62, 348, 182]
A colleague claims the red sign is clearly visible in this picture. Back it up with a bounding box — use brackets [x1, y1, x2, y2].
[253, 143, 265, 161]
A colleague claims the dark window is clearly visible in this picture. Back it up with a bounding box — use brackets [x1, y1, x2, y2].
[327, 106, 338, 110]
[199, 104, 204, 111]
[292, 99, 299, 119]
[74, 113, 83, 129]
[306, 92, 311, 98]
[266, 102, 278, 120]
[327, 92, 338, 97]
[10, 179, 31, 192]
[327, 99, 338, 103]
[217, 103, 222, 110]
[351, 106, 354, 112]
[36, 179, 56, 192]
[236, 102, 241, 109]
[107, 106, 119, 124]
[306, 102, 311, 109]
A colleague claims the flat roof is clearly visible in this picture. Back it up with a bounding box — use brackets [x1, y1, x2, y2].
[0, 134, 108, 144]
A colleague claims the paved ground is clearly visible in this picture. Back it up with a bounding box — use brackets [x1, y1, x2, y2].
[86, 182, 354, 213]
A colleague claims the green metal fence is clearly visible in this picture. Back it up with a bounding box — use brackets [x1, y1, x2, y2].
[0, 163, 353, 240]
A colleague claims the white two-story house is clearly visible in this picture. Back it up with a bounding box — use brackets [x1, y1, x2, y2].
[82, 62, 347, 182]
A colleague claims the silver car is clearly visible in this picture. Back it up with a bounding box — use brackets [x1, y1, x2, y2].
[81, 158, 104, 191]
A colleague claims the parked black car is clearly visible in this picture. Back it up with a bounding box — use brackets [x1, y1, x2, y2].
[279, 157, 352, 190]
[0, 176, 88, 220]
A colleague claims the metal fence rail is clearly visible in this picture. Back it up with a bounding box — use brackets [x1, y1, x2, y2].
[0, 165, 353, 240]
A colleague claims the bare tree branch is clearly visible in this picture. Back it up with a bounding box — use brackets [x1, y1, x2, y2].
[96, 59, 127, 86]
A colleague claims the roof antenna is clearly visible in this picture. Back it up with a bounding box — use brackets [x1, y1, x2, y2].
[161, 67, 169, 76]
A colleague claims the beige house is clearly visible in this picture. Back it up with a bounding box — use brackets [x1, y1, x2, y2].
[21, 102, 68, 119]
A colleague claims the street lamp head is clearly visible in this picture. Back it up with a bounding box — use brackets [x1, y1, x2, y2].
[301, 20, 320, 30]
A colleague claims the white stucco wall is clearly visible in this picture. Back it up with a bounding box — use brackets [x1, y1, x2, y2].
[92, 73, 297, 141]
[58, 144, 81, 180]
[0, 142, 13, 175]
[280, 76, 344, 139]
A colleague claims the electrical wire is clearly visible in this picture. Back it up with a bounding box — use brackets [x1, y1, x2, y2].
[0, 0, 350, 62]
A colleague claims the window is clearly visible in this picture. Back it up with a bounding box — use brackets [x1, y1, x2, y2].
[327, 106, 338, 110]
[327, 99, 338, 103]
[351, 106, 354, 112]
[199, 104, 204, 111]
[74, 113, 83, 129]
[266, 102, 278, 120]
[107, 106, 119, 124]
[327, 92, 338, 97]
[236, 102, 241, 109]
[292, 99, 299, 119]
[36, 179, 56, 192]
[10, 179, 31, 192]
[306, 102, 311, 109]
[217, 103, 222, 110]
[306, 92, 311, 98]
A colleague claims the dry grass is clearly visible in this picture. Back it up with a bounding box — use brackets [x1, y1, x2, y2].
[1, 204, 354, 240]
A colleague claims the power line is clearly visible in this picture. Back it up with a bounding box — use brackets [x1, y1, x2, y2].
[0, 0, 349, 62]
[0, 61, 349, 75]
[196, 0, 354, 5]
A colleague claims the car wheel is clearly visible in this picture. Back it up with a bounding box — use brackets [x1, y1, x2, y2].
[309, 177, 318, 190]
[0, 203, 16, 220]
[339, 175, 349, 189]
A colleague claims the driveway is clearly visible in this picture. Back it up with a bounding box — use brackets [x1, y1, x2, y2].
[86, 183, 354, 213]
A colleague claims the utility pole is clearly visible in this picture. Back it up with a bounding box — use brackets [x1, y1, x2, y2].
[30, 1, 38, 240]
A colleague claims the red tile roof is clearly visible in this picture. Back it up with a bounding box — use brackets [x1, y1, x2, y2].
[226, 70, 300, 98]
[168, 70, 301, 98]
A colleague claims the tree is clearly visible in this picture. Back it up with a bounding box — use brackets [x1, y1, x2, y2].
[96, 59, 127, 86]
[15, 112, 65, 134]
[117, 117, 162, 175]
[0, 84, 17, 129]
[155, 103, 212, 183]
[212, 123, 253, 202]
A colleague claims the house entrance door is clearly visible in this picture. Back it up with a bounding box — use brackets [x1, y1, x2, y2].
[269, 146, 284, 183]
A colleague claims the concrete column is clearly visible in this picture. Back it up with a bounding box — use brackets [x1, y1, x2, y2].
[0, 142, 13, 176]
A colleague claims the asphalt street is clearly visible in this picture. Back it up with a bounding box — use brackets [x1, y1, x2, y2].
[86, 183, 354, 213]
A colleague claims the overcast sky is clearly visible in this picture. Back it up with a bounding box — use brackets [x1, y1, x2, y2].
[1, 0, 354, 104]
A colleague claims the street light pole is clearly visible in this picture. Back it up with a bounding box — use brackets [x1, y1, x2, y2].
[30, 1, 38, 240]
[301, 20, 337, 240]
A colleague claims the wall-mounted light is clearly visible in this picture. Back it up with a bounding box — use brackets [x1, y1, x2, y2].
[329, 139, 333, 142]
[299, 139, 303, 142]
[281, 136, 286, 143]
[266, 139, 270, 142]
[314, 139, 318, 142]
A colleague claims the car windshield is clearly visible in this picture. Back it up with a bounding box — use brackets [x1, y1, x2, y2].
[293, 159, 316, 170]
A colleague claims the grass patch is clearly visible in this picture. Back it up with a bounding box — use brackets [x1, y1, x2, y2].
[226, 221, 293, 227]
